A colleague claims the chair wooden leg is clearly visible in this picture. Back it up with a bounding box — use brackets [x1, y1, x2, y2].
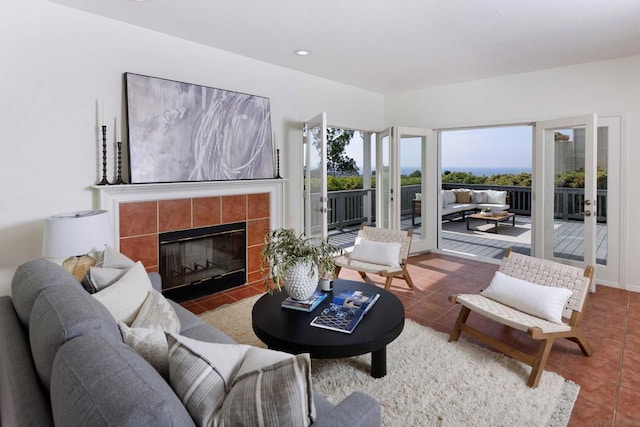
[527, 338, 555, 388]
[448, 306, 471, 342]
[566, 330, 593, 356]
[384, 276, 394, 290]
[402, 265, 414, 289]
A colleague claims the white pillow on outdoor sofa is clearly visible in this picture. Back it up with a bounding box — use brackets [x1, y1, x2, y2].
[486, 190, 507, 205]
[350, 238, 401, 267]
[481, 271, 573, 324]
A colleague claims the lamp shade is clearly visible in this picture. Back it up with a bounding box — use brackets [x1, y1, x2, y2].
[42, 210, 115, 258]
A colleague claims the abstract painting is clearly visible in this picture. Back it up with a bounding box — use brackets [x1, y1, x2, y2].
[125, 73, 273, 183]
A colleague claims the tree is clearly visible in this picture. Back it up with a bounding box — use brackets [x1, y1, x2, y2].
[312, 128, 359, 176]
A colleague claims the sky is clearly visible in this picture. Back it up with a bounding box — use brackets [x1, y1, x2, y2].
[341, 125, 533, 173]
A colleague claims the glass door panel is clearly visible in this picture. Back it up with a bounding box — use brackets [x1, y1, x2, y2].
[376, 129, 392, 229]
[396, 127, 433, 252]
[534, 115, 597, 290]
[304, 113, 328, 239]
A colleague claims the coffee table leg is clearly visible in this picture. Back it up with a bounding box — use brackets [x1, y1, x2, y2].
[371, 347, 387, 378]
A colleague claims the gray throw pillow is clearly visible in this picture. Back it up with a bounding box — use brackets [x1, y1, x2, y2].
[131, 289, 181, 334]
[119, 323, 169, 379]
[166, 334, 316, 426]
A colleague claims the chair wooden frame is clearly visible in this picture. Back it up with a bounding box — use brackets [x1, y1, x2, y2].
[448, 248, 594, 388]
[334, 224, 414, 291]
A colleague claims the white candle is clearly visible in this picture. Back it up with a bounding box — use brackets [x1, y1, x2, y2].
[102, 98, 105, 125]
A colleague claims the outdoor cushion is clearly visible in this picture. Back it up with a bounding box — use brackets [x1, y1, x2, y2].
[481, 271, 573, 324]
[453, 189, 472, 203]
[442, 190, 456, 205]
[471, 190, 487, 204]
[350, 239, 401, 267]
[486, 190, 507, 204]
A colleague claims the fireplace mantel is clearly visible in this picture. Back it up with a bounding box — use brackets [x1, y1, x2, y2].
[92, 179, 285, 245]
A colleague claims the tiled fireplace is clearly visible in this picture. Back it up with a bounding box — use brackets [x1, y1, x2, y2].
[94, 180, 284, 298]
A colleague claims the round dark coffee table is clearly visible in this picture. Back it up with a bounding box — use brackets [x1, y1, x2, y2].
[252, 279, 404, 378]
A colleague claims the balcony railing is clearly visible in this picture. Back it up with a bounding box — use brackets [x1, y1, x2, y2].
[312, 183, 607, 232]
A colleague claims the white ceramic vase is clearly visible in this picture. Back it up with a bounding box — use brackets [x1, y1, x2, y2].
[283, 260, 318, 300]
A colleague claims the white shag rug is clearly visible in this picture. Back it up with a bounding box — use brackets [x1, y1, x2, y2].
[199, 295, 579, 427]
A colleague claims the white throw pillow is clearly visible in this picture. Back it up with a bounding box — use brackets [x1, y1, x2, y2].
[443, 190, 456, 205]
[92, 261, 152, 324]
[350, 239, 401, 267]
[166, 334, 316, 427]
[486, 190, 507, 205]
[101, 245, 136, 269]
[481, 271, 573, 324]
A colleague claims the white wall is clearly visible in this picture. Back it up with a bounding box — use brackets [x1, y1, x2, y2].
[385, 56, 640, 291]
[0, 0, 384, 296]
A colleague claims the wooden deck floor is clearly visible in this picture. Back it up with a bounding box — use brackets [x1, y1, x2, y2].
[328, 215, 608, 264]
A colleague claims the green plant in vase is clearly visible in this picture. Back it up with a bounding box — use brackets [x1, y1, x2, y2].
[260, 228, 342, 300]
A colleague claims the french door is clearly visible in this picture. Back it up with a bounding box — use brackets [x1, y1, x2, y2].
[303, 113, 328, 240]
[534, 115, 598, 290]
[376, 126, 434, 253]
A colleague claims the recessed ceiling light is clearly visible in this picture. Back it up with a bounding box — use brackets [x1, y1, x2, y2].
[294, 50, 310, 56]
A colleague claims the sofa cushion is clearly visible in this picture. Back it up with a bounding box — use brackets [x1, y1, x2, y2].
[453, 189, 472, 203]
[471, 190, 487, 204]
[442, 190, 456, 205]
[51, 332, 194, 427]
[167, 334, 316, 426]
[11, 259, 77, 328]
[179, 323, 237, 344]
[92, 261, 152, 324]
[29, 284, 120, 390]
[486, 190, 507, 204]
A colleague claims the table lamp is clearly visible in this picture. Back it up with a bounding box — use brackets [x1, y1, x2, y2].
[42, 210, 115, 281]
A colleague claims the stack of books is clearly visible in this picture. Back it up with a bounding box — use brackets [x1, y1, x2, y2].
[310, 290, 380, 334]
[281, 290, 328, 312]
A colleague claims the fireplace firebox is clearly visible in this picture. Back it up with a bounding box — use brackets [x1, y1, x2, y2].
[159, 222, 246, 302]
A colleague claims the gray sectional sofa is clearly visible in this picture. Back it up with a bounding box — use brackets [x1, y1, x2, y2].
[0, 258, 380, 426]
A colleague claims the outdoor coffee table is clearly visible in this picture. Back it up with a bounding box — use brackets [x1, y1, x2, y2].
[252, 279, 404, 378]
[466, 211, 516, 234]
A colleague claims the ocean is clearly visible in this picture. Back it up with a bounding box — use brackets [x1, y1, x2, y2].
[400, 166, 531, 176]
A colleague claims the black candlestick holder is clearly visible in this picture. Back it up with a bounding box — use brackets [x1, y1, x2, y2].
[97, 125, 110, 185]
[113, 141, 125, 184]
[275, 149, 282, 179]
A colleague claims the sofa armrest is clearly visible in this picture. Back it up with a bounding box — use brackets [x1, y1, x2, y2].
[0, 297, 53, 427]
[312, 392, 380, 427]
[148, 272, 162, 292]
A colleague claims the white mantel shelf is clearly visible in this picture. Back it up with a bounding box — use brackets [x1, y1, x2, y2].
[92, 179, 286, 243]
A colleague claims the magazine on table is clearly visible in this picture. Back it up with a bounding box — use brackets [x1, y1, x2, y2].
[281, 290, 328, 312]
[310, 290, 380, 334]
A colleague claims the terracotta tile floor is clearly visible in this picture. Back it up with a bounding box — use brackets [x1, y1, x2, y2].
[182, 252, 640, 426]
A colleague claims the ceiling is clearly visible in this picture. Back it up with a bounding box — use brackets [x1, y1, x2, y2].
[48, 0, 640, 94]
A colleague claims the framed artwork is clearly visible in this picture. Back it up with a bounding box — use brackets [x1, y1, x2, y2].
[125, 73, 274, 183]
